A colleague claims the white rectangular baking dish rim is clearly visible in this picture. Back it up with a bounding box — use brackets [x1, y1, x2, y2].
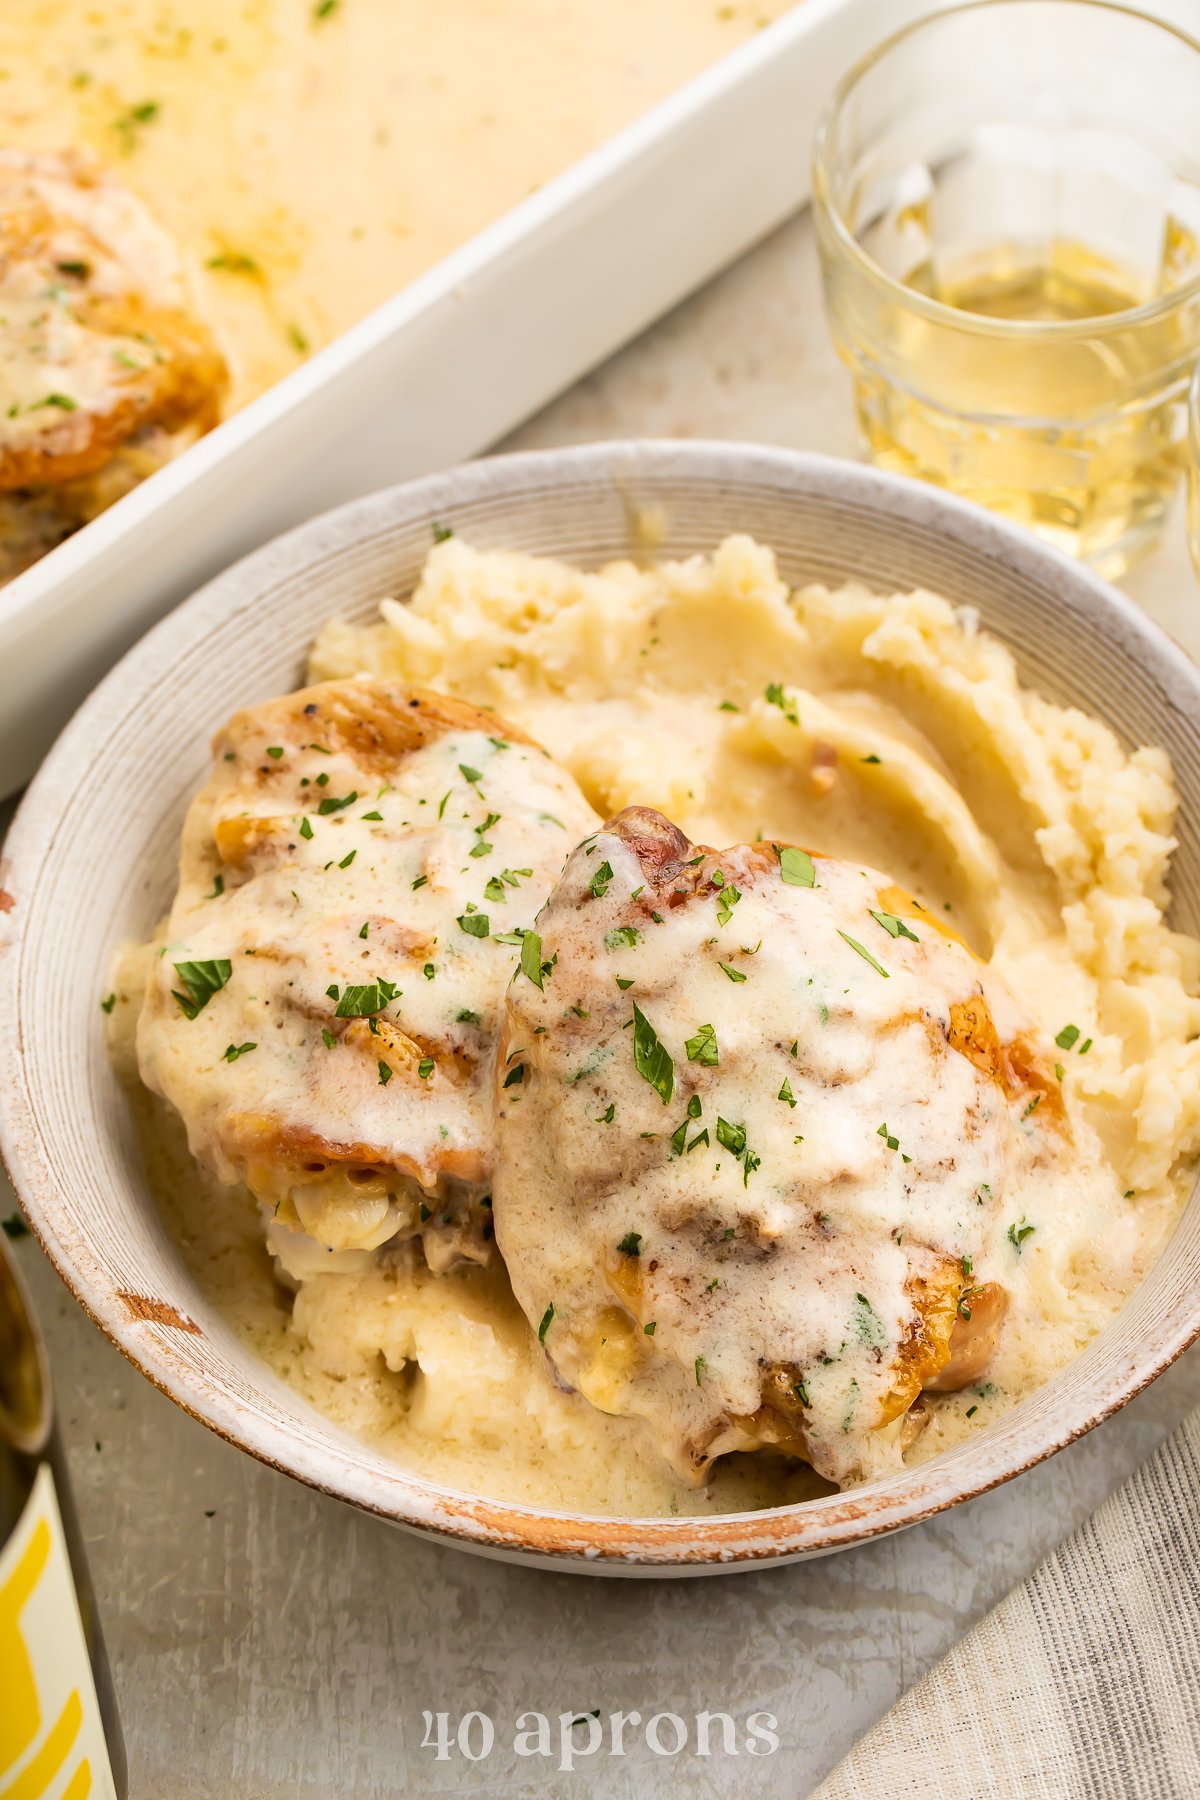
[0, 0, 893, 797]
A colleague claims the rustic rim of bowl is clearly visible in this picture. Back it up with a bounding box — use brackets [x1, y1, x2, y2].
[2, 440, 1198, 1573]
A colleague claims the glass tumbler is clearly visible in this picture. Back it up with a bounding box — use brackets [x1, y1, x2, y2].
[812, 0, 1200, 578]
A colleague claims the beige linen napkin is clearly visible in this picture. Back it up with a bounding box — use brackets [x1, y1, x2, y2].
[812, 1408, 1200, 1799]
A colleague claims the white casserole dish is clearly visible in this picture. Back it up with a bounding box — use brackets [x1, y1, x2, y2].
[0, 0, 909, 799]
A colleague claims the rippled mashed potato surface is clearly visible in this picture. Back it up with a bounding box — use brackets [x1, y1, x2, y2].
[118, 535, 1200, 1513]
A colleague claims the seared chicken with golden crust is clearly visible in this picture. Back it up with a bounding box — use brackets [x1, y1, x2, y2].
[138, 679, 599, 1277]
[494, 806, 1069, 1488]
[0, 149, 227, 578]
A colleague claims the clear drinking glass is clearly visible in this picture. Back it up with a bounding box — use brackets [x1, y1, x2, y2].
[812, 0, 1200, 578]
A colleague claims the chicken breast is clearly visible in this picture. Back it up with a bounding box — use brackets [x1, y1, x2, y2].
[494, 806, 1064, 1488]
[0, 149, 227, 579]
[137, 679, 599, 1276]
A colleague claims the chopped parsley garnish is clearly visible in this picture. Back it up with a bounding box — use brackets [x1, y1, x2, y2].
[171, 958, 232, 1019]
[519, 930, 546, 990]
[457, 1008, 480, 1024]
[502, 1063, 525, 1088]
[1007, 1217, 1036, 1252]
[615, 977, 635, 991]
[204, 875, 225, 899]
[1022, 1094, 1042, 1120]
[715, 884, 741, 927]
[432, 519, 454, 544]
[333, 976, 398, 1018]
[869, 909, 919, 943]
[457, 911, 490, 938]
[417, 1058, 434, 1079]
[100, 992, 116, 1014]
[359, 922, 370, 940]
[1055, 1023, 1081, 1050]
[596, 1103, 615, 1123]
[794, 1381, 811, 1407]
[851, 1292, 887, 1349]
[644, 1321, 657, 1335]
[538, 1302, 554, 1344]
[222, 1042, 255, 1061]
[632, 1003, 674, 1105]
[458, 764, 483, 786]
[716, 1117, 746, 1155]
[1055, 1062, 1064, 1081]
[617, 1231, 642, 1256]
[338, 849, 356, 869]
[1079, 1037, 1093, 1055]
[694, 1355, 706, 1386]
[778, 1077, 796, 1107]
[588, 860, 614, 898]
[775, 845, 816, 888]
[377, 1061, 393, 1085]
[764, 682, 799, 725]
[962, 1254, 973, 1277]
[266, 745, 284, 760]
[685, 1022, 719, 1066]
[687, 1129, 710, 1152]
[34, 390, 78, 411]
[718, 700, 740, 712]
[861, 754, 882, 764]
[838, 930, 889, 977]
[411, 873, 428, 890]
[605, 925, 641, 951]
[484, 876, 507, 902]
[361, 809, 383, 821]
[321, 1029, 336, 1049]
[717, 961, 746, 983]
[317, 790, 357, 815]
[299, 816, 314, 839]
[423, 963, 435, 980]
[206, 251, 260, 275]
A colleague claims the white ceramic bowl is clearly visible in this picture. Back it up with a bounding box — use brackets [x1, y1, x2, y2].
[2, 441, 1198, 1575]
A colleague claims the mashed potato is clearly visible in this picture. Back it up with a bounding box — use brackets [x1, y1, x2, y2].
[115, 535, 1200, 1514]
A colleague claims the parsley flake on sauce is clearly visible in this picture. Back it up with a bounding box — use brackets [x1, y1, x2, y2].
[588, 860, 614, 899]
[1007, 1217, 1036, 1252]
[605, 925, 641, 951]
[519, 930, 546, 990]
[222, 1042, 255, 1061]
[457, 911, 490, 939]
[869, 909, 919, 943]
[171, 959, 232, 1020]
[334, 977, 398, 1018]
[632, 1003, 674, 1105]
[717, 961, 747, 983]
[538, 1302, 554, 1344]
[685, 1022, 719, 1066]
[837, 930, 889, 977]
[775, 845, 816, 888]
[715, 884, 742, 927]
[317, 791, 357, 815]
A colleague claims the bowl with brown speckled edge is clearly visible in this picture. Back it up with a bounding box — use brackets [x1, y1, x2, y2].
[2, 440, 1198, 1575]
